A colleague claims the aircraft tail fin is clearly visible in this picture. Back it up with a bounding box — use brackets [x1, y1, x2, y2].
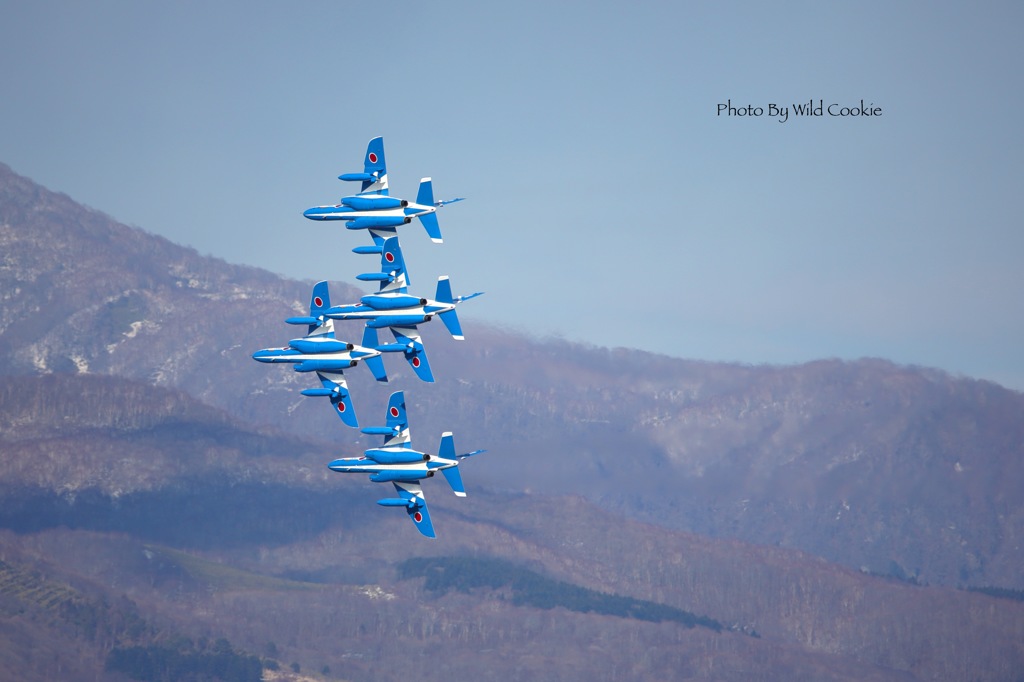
[441, 466, 465, 497]
[438, 433, 467, 497]
[435, 276, 455, 304]
[436, 432, 484, 461]
[438, 310, 463, 340]
[416, 177, 435, 210]
[433, 277, 463, 340]
[434, 277, 483, 340]
[415, 178, 443, 243]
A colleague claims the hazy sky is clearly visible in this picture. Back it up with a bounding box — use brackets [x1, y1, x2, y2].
[3, 1, 1022, 390]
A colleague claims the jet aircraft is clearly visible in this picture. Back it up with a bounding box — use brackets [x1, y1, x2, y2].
[328, 391, 483, 537]
[302, 136, 464, 247]
[325, 236, 482, 382]
[252, 281, 387, 427]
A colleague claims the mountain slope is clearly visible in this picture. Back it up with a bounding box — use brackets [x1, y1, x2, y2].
[3, 394, 1022, 682]
[2, 161, 1023, 589]
[1, 161, 1024, 679]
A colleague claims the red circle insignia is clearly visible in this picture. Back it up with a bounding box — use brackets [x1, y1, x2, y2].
[313, 297, 323, 307]
[337, 403, 346, 412]
[413, 512, 423, 522]
[368, 153, 378, 163]
[412, 357, 420, 367]
[390, 407, 400, 417]
[385, 252, 395, 263]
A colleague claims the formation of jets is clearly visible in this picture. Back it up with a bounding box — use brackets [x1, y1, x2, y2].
[253, 137, 483, 537]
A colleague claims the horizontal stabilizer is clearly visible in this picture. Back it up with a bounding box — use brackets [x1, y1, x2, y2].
[434, 277, 485, 306]
[285, 316, 319, 326]
[353, 245, 384, 255]
[416, 177, 435, 207]
[363, 355, 388, 382]
[415, 179, 443, 243]
[418, 211, 442, 243]
[435, 276, 455, 304]
[441, 466, 466, 497]
[438, 309, 464, 340]
[437, 433, 466, 497]
[438, 432, 456, 460]
[439, 432, 485, 461]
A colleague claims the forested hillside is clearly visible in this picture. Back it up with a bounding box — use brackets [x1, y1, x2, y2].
[2, 163, 1023, 680]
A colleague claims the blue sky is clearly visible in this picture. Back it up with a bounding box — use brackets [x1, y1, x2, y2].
[3, 1, 1022, 390]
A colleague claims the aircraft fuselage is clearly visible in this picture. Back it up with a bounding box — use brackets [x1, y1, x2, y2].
[251, 339, 379, 370]
[326, 295, 453, 323]
[302, 202, 435, 224]
[328, 451, 458, 479]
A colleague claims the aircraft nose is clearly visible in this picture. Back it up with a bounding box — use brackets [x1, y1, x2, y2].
[303, 207, 324, 220]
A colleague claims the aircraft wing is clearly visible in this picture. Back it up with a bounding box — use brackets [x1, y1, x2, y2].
[393, 481, 435, 538]
[389, 326, 435, 382]
[308, 371, 358, 427]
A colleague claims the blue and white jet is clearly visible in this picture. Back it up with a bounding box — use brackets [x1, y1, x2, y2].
[328, 391, 484, 538]
[302, 136, 464, 247]
[325, 236, 483, 383]
[252, 281, 387, 427]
